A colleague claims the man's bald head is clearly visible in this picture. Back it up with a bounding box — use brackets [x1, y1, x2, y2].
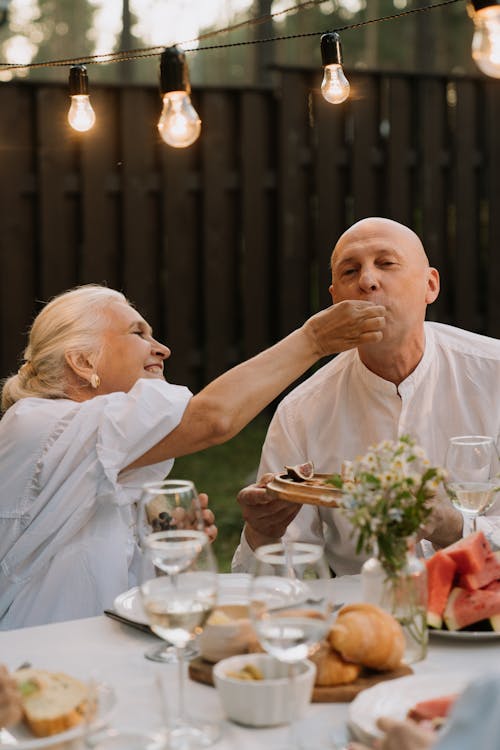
[331, 217, 430, 271]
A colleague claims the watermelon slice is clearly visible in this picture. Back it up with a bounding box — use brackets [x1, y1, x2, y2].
[458, 550, 500, 590]
[426, 551, 457, 629]
[407, 694, 458, 723]
[442, 531, 491, 574]
[444, 586, 500, 630]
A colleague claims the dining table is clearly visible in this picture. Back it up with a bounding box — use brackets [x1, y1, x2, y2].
[1, 574, 499, 750]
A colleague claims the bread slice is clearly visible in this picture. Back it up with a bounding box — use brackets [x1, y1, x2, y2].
[13, 668, 88, 737]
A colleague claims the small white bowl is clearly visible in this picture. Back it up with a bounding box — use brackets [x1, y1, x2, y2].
[213, 653, 316, 727]
[198, 604, 257, 662]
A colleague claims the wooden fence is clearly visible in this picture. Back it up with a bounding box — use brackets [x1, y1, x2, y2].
[0, 68, 499, 393]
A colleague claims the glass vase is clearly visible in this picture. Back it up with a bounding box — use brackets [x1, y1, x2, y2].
[361, 539, 428, 665]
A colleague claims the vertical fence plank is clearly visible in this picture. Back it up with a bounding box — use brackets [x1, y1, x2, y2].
[350, 75, 381, 220]
[314, 89, 349, 308]
[160, 126, 201, 392]
[454, 79, 481, 330]
[80, 86, 121, 289]
[277, 71, 312, 337]
[201, 91, 238, 382]
[0, 85, 36, 373]
[37, 86, 79, 300]
[416, 77, 449, 323]
[120, 87, 160, 328]
[484, 81, 500, 338]
[386, 77, 413, 226]
[241, 90, 274, 358]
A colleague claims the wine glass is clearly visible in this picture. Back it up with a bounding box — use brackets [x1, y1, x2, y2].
[138, 479, 205, 663]
[444, 435, 500, 536]
[140, 529, 220, 749]
[249, 542, 335, 749]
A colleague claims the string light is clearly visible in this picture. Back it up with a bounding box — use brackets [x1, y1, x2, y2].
[67, 65, 95, 132]
[468, 0, 500, 78]
[320, 32, 350, 104]
[157, 47, 201, 148]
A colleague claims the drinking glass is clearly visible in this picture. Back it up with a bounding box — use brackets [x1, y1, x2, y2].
[444, 435, 500, 536]
[138, 480, 205, 663]
[140, 529, 219, 749]
[249, 542, 335, 749]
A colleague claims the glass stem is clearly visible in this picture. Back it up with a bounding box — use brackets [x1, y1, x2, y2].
[286, 662, 299, 749]
[176, 646, 187, 723]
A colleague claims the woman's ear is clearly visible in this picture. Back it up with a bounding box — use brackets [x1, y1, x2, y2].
[65, 351, 94, 383]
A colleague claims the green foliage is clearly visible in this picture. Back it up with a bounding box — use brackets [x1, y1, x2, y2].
[169, 413, 271, 571]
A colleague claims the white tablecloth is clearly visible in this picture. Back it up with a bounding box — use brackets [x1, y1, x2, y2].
[1, 576, 498, 749]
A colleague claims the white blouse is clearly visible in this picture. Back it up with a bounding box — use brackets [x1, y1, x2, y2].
[0, 378, 192, 629]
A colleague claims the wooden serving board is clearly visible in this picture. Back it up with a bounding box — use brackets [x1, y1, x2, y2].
[188, 657, 413, 703]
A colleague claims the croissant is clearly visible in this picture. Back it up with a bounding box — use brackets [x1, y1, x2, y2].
[328, 603, 405, 671]
[310, 643, 362, 686]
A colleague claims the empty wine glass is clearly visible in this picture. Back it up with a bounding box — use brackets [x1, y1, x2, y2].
[444, 435, 500, 536]
[249, 542, 335, 749]
[140, 529, 219, 749]
[138, 479, 205, 663]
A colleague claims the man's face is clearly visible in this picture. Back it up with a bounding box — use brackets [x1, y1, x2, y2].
[329, 219, 439, 346]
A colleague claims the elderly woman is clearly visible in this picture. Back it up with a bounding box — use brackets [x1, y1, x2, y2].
[0, 284, 385, 629]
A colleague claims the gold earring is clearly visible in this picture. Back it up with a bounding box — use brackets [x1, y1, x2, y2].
[90, 373, 101, 389]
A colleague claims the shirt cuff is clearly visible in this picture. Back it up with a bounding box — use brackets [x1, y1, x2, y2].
[231, 528, 258, 573]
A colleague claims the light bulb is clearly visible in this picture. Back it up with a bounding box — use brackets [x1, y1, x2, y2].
[68, 95, 96, 132]
[320, 32, 350, 105]
[470, 4, 500, 78]
[67, 65, 95, 132]
[158, 91, 201, 148]
[158, 46, 201, 148]
[321, 63, 350, 104]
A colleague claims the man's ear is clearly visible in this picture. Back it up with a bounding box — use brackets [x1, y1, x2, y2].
[328, 284, 335, 304]
[425, 267, 440, 304]
[65, 351, 94, 382]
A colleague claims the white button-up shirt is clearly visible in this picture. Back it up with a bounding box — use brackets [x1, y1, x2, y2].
[0, 378, 191, 629]
[232, 323, 500, 576]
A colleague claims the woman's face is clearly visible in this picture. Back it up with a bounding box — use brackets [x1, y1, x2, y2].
[95, 301, 171, 394]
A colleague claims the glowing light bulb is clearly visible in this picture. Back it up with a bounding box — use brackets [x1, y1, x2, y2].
[158, 47, 201, 148]
[469, 2, 500, 78]
[67, 65, 95, 132]
[320, 32, 350, 104]
[68, 95, 96, 132]
[158, 91, 201, 148]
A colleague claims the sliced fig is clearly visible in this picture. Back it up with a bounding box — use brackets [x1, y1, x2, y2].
[284, 461, 314, 482]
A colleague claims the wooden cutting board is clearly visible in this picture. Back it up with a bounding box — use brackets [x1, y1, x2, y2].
[188, 657, 413, 703]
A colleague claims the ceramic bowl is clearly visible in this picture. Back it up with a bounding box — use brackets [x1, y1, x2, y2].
[198, 604, 256, 662]
[213, 653, 316, 727]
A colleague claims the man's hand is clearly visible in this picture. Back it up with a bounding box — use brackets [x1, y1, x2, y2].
[417, 490, 463, 549]
[348, 717, 435, 750]
[238, 473, 301, 550]
[199, 492, 218, 543]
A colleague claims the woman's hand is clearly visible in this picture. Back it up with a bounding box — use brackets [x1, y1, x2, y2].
[238, 473, 301, 550]
[0, 665, 23, 728]
[348, 717, 436, 750]
[304, 300, 386, 358]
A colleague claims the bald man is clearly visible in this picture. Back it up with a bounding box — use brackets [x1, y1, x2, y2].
[232, 217, 500, 575]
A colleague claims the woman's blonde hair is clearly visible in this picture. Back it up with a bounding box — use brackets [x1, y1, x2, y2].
[1, 285, 128, 413]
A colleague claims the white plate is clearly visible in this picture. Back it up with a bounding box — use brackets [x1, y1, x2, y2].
[429, 628, 500, 641]
[348, 672, 476, 743]
[1, 681, 116, 749]
[114, 573, 307, 625]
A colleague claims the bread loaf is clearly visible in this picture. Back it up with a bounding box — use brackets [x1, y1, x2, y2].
[309, 643, 361, 686]
[328, 603, 405, 671]
[13, 668, 88, 737]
